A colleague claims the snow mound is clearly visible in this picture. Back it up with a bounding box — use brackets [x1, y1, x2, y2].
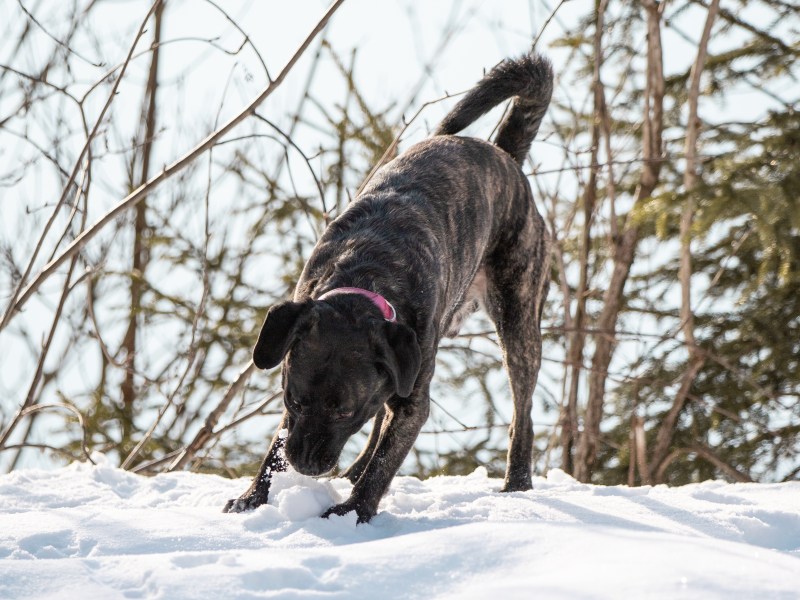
[1, 461, 798, 599]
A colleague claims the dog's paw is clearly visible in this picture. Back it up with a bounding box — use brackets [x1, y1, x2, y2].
[500, 479, 533, 493]
[222, 494, 264, 513]
[321, 500, 375, 524]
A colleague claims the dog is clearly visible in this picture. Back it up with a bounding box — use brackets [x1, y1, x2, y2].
[224, 50, 553, 523]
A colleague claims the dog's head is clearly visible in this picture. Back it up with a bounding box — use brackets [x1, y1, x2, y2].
[252, 299, 421, 476]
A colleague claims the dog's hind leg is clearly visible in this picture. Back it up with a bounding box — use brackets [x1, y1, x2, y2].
[484, 220, 550, 493]
[340, 405, 386, 483]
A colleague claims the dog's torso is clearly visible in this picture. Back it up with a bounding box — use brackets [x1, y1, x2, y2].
[296, 135, 543, 353]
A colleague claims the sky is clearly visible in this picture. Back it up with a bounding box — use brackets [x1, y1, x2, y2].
[0, 0, 794, 472]
[1, 0, 591, 470]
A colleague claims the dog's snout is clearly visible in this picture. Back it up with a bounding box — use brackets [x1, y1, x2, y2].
[286, 430, 339, 476]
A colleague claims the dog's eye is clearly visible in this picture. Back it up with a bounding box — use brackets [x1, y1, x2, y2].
[335, 410, 354, 420]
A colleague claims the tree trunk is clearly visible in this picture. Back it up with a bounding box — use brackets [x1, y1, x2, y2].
[573, 0, 665, 482]
[650, 0, 721, 481]
[560, 0, 606, 474]
[119, 3, 164, 443]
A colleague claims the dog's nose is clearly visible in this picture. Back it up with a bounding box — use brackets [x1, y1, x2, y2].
[287, 433, 337, 476]
[293, 452, 336, 476]
[294, 460, 328, 477]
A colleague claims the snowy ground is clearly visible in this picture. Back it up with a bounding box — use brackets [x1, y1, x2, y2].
[1, 457, 798, 599]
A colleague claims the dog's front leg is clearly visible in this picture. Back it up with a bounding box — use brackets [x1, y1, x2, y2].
[223, 412, 290, 513]
[322, 387, 430, 523]
[340, 404, 386, 484]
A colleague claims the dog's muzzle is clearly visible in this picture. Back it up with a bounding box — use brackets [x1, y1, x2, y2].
[285, 428, 342, 476]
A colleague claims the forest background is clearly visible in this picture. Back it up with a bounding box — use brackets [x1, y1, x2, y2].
[0, 0, 797, 486]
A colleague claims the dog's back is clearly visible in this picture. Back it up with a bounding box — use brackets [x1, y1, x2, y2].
[310, 52, 554, 328]
[435, 52, 553, 165]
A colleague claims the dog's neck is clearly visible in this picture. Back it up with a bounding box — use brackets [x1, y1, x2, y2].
[318, 287, 397, 322]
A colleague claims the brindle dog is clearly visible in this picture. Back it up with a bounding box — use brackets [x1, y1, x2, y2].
[224, 51, 553, 523]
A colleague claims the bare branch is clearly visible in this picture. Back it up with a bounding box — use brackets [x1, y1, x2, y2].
[16, 0, 104, 67]
[0, 0, 164, 333]
[168, 362, 257, 471]
[0, 0, 347, 332]
[2, 403, 95, 466]
[253, 112, 329, 226]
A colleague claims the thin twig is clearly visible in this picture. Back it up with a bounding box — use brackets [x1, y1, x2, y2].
[168, 362, 258, 471]
[253, 112, 329, 226]
[532, 0, 570, 50]
[356, 89, 467, 196]
[16, 0, 104, 67]
[4, 403, 95, 465]
[0, 199, 88, 467]
[202, 0, 270, 80]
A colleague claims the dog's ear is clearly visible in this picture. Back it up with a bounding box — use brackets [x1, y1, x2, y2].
[253, 301, 314, 369]
[375, 321, 422, 398]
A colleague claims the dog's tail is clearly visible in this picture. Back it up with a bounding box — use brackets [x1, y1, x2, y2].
[434, 52, 553, 165]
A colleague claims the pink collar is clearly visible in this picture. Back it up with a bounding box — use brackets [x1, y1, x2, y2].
[318, 287, 397, 322]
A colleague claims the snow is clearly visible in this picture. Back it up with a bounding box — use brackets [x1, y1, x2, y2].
[1, 457, 798, 599]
